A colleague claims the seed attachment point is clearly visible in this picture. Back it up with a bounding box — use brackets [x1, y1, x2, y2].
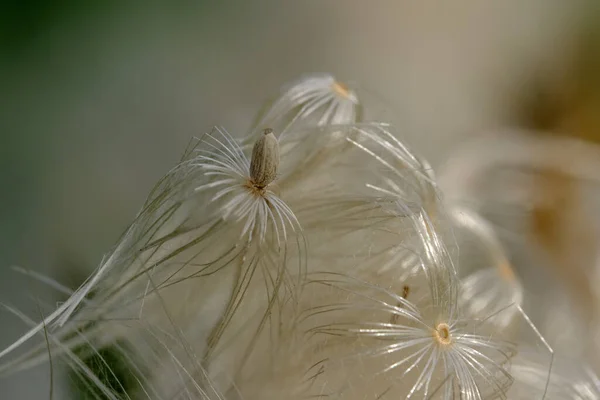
[331, 80, 351, 99]
[433, 322, 452, 346]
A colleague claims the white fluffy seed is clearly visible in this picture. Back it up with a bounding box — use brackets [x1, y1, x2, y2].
[250, 128, 280, 188]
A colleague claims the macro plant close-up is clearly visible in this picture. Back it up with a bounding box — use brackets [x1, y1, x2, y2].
[2, 2, 600, 399]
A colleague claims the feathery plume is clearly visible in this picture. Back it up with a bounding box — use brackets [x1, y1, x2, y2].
[251, 73, 360, 140]
[195, 127, 298, 246]
[248, 268, 515, 399]
[236, 123, 520, 398]
[0, 125, 305, 398]
[0, 73, 571, 400]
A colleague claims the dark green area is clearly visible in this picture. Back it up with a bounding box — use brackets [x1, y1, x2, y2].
[0, 0, 121, 57]
[71, 343, 138, 400]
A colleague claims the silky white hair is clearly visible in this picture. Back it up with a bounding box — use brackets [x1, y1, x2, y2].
[1, 74, 597, 400]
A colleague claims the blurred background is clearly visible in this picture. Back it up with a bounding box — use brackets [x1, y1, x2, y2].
[0, 1, 597, 398]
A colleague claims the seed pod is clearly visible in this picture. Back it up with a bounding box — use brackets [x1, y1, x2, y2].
[250, 128, 280, 188]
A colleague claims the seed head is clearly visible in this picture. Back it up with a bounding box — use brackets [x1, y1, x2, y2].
[250, 128, 280, 189]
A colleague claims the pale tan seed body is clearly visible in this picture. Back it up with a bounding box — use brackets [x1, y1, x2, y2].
[250, 128, 280, 188]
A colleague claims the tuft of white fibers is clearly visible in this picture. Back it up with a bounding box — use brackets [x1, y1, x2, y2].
[251, 73, 361, 140]
[232, 123, 523, 399]
[0, 125, 306, 398]
[241, 249, 516, 399]
[0, 75, 564, 399]
[195, 127, 298, 247]
[215, 120, 453, 398]
[279, 122, 451, 283]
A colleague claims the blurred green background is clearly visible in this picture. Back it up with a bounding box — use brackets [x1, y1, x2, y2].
[0, 1, 588, 398]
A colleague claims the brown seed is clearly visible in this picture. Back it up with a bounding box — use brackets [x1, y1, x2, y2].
[402, 285, 410, 299]
[250, 128, 280, 188]
[391, 285, 410, 324]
